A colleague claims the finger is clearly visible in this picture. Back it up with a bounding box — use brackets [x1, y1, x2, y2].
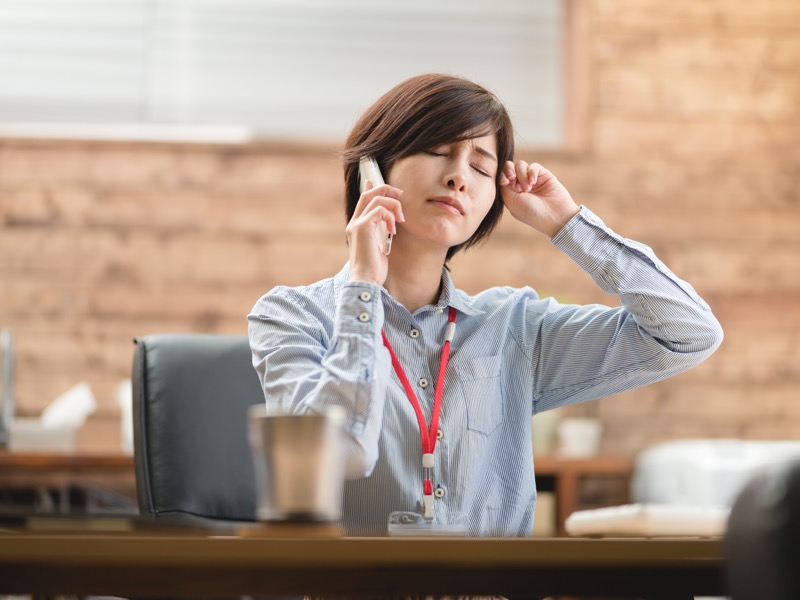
[527, 163, 538, 188]
[352, 179, 374, 219]
[371, 195, 404, 224]
[352, 183, 403, 219]
[371, 183, 403, 200]
[356, 197, 404, 233]
[515, 160, 532, 192]
[347, 204, 393, 242]
[531, 164, 556, 191]
[500, 161, 516, 186]
[529, 162, 543, 187]
[361, 205, 398, 236]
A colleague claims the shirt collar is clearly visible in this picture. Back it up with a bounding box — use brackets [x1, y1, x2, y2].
[333, 262, 484, 317]
[434, 267, 484, 317]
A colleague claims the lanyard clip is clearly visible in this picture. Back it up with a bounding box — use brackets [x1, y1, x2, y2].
[422, 493, 435, 520]
[422, 478, 434, 520]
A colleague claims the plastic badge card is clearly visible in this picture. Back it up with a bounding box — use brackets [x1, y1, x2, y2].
[388, 511, 469, 537]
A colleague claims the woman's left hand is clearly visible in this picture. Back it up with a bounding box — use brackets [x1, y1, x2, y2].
[499, 161, 580, 238]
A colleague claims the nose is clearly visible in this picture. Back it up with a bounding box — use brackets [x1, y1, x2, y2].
[444, 160, 468, 192]
[447, 177, 466, 192]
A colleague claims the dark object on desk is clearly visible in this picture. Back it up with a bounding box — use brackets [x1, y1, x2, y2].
[726, 457, 800, 600]
[0, 328, 14, 447]
[132, 334, 263, 527]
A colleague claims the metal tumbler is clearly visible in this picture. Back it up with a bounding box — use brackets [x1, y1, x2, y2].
[248, 405, 346, 522]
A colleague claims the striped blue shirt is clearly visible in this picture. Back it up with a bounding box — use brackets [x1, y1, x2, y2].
[248, 206, 723, 536]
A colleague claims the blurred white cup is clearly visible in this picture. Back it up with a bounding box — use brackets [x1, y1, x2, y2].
[557, 417, 603, 457]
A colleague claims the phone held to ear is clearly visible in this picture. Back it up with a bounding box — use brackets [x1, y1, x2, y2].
[358, 156, 393, 256]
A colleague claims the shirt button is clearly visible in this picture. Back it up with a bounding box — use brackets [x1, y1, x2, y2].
[434, 486, 445, 499]
[409, 328, 420, 339]
[359, 291, 372, 302]
[434, 308, 444, 315]
[418, 378, 429, 389]
[358, 311, 370, 322]
[436, 429, 443, 440]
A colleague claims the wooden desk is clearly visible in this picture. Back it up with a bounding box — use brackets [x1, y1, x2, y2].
[0, 531, 726, 599]
[535, 455, 633, 534]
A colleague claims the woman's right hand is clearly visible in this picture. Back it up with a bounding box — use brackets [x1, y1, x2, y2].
[346, 180, 404, 286]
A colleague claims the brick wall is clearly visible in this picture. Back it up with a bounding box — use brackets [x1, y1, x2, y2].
[1, 0, 798, 454]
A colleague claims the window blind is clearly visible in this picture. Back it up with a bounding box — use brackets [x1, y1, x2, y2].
[0, 0, 563, 146]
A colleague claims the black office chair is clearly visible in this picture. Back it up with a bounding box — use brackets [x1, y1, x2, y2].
[132, 333, 263, 527]
[725, 458, 800, 600]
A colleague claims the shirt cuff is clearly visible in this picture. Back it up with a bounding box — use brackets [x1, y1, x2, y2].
[334, 281, 386, 336]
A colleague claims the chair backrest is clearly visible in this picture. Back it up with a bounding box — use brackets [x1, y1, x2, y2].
[132, 333, 263, 523]
[725, 458, 800, 600]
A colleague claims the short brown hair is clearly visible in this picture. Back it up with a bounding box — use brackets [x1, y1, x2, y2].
[342, 73, 514, 261]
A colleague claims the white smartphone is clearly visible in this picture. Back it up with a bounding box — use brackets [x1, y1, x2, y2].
[358, 156, 393, 256]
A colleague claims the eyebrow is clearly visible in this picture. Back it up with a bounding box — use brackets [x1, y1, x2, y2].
[440, 139, 499, 163]
[474, 145, 498, 163]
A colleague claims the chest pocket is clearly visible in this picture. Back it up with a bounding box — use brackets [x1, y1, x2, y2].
[456, 355, 504, 436]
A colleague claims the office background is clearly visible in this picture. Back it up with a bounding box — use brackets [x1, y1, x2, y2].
[1, 0, 798, 456]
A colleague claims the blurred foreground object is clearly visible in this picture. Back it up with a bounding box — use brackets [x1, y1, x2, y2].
[725, 458, 800, 600]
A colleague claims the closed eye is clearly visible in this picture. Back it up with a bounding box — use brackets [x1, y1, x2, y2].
[472, 164, 491, 178]
[425, 148, 493, 177]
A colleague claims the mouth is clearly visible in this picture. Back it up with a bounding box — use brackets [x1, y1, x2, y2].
[428, 196, 465, 216]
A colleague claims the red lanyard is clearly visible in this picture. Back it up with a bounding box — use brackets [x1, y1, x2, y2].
[381, 306, 457, 519]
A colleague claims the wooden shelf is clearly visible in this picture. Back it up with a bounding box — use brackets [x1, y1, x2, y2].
[534, 454, 634, 534]
[0, 450, 136, 511]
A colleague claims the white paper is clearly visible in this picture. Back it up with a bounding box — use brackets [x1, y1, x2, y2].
[40, 381, 96, 429]
[117, 379, 133, 455]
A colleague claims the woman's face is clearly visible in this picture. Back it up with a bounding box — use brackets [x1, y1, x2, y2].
[386, 133, 499, 254]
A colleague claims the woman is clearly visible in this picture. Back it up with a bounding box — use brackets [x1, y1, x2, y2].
[248, 73, 723, 536]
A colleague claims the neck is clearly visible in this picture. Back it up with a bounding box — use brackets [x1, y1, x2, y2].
[384, 245, 448, 313]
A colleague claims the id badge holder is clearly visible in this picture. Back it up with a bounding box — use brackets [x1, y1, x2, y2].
[387, 510, 468, 537]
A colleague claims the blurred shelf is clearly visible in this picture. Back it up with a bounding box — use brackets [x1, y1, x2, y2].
[0, 449, 136, 514]
[534, 454, 634, 535]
